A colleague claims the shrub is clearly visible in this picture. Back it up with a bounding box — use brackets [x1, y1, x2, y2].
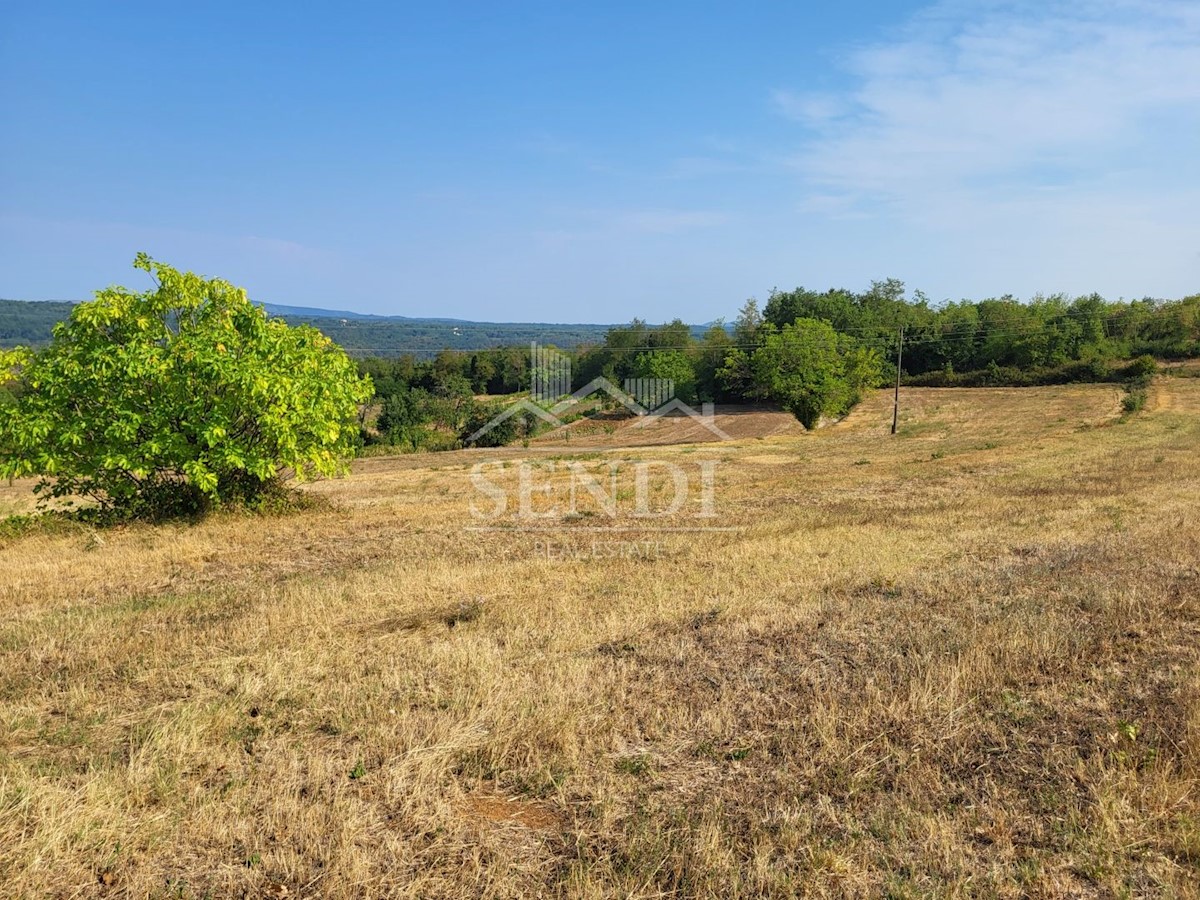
[0, 255, 372, 518]
[1121, 389, 1147, 415]
[1057, 357, 1113, 383]
[902, 357, 1155, 389]
[461, 400, 556, 448]
[1118, 355, 1157, 390]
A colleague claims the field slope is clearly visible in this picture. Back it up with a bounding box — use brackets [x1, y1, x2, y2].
[2, 381, 1198, 897]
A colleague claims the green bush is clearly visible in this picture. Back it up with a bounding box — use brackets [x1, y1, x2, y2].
[461, 400, 558, 448]
[1119, 354, 1158, 380]
[1121, 389, 1147, 414]
[902, 357, 1142, 388]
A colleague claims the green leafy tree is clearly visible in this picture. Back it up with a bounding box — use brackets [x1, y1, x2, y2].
[0, 255, 372, 516]
[0, 348, 32, 424]
[468, 353, 498, 393]
[747, 318, 882, 428]
[377, 386, 434, 450]
[430, 373, 475, 432]
[647, 318, 694, 351]
[460, 400, 525, 448]
[631, 349, 697, 403]
[694, 322, 733, 401]
[716, 300, 765, 400]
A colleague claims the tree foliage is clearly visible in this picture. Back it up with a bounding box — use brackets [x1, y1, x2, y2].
[631, 349, 697, 402]
[742, 319, 883, 429]
[0, 255, 372, 517]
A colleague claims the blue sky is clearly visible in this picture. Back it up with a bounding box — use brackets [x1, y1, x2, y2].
[2, 1, 1197, 322]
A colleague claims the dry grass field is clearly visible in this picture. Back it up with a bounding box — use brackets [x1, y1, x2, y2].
[2, 381, 1199, 898]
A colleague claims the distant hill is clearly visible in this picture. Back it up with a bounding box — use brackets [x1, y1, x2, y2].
[0, 298, 712, 356]
[0, 299, 76, 346]
[274, 313, 618, 356]
[260, 303, 390, 320]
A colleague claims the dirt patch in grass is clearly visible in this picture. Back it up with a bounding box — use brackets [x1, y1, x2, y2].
[459, 787, 565, 831]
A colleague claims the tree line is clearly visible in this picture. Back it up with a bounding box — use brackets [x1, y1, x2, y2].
[359, 281, 1200, 450]
[760, 280, 1199, 376]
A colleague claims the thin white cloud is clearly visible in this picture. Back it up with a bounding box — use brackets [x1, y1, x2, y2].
[784, 0, 1200, 204]
[769, 0, 1200, 298]
[770, 89, 850, 127]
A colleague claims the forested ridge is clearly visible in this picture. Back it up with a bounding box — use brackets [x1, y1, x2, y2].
[0, 298, 656, 353]
[0, 300, 77, 345]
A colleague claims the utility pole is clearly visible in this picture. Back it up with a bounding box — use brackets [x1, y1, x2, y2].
[891, 325, 904, 435]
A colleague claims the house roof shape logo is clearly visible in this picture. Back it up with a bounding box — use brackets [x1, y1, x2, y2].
[631, 399, 732, 440]
[464, 343, 734, 446]
[550, 377, 647, 417]
[465, 398, 562, 444]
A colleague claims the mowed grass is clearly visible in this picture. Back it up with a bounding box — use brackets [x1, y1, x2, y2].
[1, 382, 1199, 898]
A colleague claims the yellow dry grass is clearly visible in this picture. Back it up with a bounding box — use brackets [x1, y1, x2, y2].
[1, 382, 1198, 898]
